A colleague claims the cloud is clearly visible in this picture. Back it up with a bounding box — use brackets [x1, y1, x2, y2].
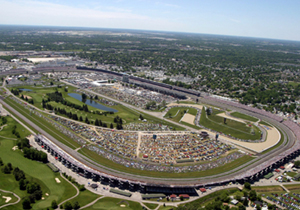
[0, 0, 186, 32]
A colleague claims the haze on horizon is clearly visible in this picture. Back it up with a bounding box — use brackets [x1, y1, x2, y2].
[0, 0, 299, 42]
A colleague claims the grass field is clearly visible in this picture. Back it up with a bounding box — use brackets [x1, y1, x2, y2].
[200, 107, 261, 140]
[0, 116, 79, 209]
[11, 85, 184, 130]
[157, 206, 173, 210]
[79, 147, 254, 178]
[143, 203, 159, 209]
[166, 107, 198, 119]
[0, 140, 78, 210]
[260, 121, 272, 126]
[4, 96, 81, 149]
[230, 112, 258, 122]
[0, 191, 18, 207]
[178, 188, 239, 208]
[67, 188, 100, 209]
[83, 197, 143, 210]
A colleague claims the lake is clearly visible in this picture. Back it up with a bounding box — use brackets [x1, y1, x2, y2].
[68, 93, 118, 113]
[19, 88, 32, 91]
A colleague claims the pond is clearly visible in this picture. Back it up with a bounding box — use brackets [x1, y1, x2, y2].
[68, 93, 118, 113]
[19, 88, 32, 91]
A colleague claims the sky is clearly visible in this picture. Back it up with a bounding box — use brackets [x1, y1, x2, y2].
[0, 0, 299, 41]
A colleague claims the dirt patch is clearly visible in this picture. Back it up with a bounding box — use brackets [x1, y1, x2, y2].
[55, 178, 61, 183]
[217, 113, 246, 124]
[285, 185, 300, 191]
[252, 187, 283, 192]
[181, 113, 195, 125]
[20, 95, 32, 99]
[167, 103, 203, 110]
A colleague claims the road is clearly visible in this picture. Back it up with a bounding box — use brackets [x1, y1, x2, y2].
[0, 81, 296, 186]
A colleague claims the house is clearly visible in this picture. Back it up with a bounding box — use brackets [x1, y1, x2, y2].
[230, 199, 238, 205]
[178, 194, 190, 199]
[199, 188, 206, 193]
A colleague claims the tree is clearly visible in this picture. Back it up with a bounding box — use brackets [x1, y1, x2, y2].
[0, 157, 3, 166]
[243, 198, 249, 206]
[64, 201, 73, 210]
[110, 123, 114, 129]
[139, 114, 144, 120]
[244, 182, 251, 190]
[206, 108, 211, 115]
[7, 162, 13, 170]
[294, 160, 300, 168]
[51, 200, 58, 209]
[249, 190, 257, 201]
[33, 190, 42, 200]
[2, 165, 11, 174]
[73, 201, 80, 210]
[22, 197, 31, 209]
[79, 185, 86, 191]
[238, 205, 246, 210]
[19, 178, 28, 190]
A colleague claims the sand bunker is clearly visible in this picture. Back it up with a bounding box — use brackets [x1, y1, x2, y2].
[120, 204, 126, 207]
[55, 178, 61, 183]
[181, 113, 195, 125]
[12, 146, 18, 151]
[2, 196, 12, 203]
[216, 112, 246, 124]
[45, 193, 49, 196]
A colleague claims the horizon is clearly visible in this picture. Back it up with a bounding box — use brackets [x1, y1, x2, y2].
[0, 0, 299, 42]
[1, 24, 300, 43]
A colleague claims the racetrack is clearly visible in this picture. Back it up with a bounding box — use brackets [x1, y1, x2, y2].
[0, 94, 296, 187]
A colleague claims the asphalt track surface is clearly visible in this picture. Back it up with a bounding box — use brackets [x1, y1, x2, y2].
[0, 92, 296, 187]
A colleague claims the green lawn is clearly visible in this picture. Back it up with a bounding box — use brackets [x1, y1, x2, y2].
[230, 112, 258, 122]
[4, 97, 81, 149]
[0, 191, 18, 207]
[11, 85, 184, 130]
[83, 197, 143, 210]
[0, 116, 31, 139]
[165, 107, 198, 122]
[0, 139, 78, 210]
[79, 147, 254, 178]
[157, 205, 173, 210]
[178, 188, 239, 208]
[260, 121, 272, 126]
[143, 203, 159, 209]
[200, 107, 261, 140]
[67, 189, 100, 209]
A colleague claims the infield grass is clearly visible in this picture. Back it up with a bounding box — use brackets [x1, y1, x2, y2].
[230, 112, 258, 122]
[4, 96, 81, 149]
[200, 107, 261, 140]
